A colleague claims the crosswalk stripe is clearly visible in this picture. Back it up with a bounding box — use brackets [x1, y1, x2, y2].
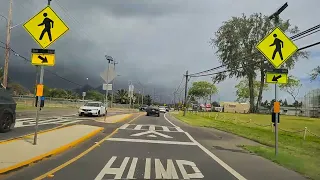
[162, 126, 170, 132]
[120, 124, 130, 129]
[134, 125, 142, 130]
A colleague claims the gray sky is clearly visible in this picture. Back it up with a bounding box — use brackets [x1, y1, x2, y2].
[0, 0, 319, 103]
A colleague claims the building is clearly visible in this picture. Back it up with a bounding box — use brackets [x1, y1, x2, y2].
[220, 102, 250, 113]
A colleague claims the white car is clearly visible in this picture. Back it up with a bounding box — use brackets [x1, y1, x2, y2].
[78, 101, 106, 117]
[159, 106, 166, 113]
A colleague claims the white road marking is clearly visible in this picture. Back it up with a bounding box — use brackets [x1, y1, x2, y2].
[149, 125, 155, 131]
[176, 160, 204, 179]
[96, 156, 203, 179]
[163, 113, 177, 127]
[162, 126, 170, 132]
[16, 118, 34, 121]
[144, 158, 151, 179]
[134, 125, 142, 130]
[163, 113, 247, 180]
[119, 124, 130, 129]
[120, 124, 184, 133]
[126, 157, 138, 179]
[107, 138, 196, 146]
[94, 156, 129, 180]
[131, 130, 173, 138]
[155, 159, 179, 179]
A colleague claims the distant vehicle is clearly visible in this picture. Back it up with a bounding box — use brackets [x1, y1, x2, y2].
[139, 105, 148, 111]
[165, 106, 169, 112]
[146, 106, 160, 117]
[159, 106, 166, 113]
[78, 101, 106, 117]
[0, 88, 16, 133]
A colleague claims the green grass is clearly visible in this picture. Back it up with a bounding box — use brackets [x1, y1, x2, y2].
[172, 111, 320, 180]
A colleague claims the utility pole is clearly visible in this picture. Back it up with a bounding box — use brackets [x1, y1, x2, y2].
[153, 88, 156, 104]
[2, 0, 13, 89]
[111, 61, 118, 108]
[105, 55, 113, 109]
[183, 70, 188, 116]
[269, 2, 288, 157]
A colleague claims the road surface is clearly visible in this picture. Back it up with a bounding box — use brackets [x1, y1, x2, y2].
[3, 112, 306, 180]
[0, 108, 125, 141]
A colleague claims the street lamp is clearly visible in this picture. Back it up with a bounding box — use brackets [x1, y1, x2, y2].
[104, 55, 114, 108]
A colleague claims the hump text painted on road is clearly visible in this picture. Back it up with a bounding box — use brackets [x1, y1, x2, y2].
[94, 156, 204, 180]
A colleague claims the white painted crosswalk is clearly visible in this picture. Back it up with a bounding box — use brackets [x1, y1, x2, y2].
[15, 114, 95, 128]
[119, 124, 184, 132]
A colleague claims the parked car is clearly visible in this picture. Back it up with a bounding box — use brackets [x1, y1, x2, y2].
[78, 101, 106, 116]
[146, 106, 160, 117]
[165, 106, 170, 112]
[0, 88, 16, 133]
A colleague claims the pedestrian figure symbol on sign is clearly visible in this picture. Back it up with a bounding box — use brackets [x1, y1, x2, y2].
[38, 13, 54, 42]
[270, 34, 284, 60]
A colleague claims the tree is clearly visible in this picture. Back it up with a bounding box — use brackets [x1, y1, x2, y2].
[210, 13, 308, 112]
[310, 66, 320, 81]
[86, 90, 104, 101]
[211, 101, 220, 107]
[188, 81, 218, 102]
[144, 95, 152, 106]
[283, 99, 288, 106]
[115, 89, 128, 104]
[235, 79, 268, 103]
[279, 76, 302, 115]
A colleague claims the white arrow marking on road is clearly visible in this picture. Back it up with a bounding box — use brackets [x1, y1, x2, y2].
[131, 130, 173, 138]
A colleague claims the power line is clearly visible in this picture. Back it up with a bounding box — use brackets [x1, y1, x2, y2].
[190, 41, 320, 78]
[174, 76, 184, 93]
[189, 24, 320, 76]
[0, 45, 84, 87]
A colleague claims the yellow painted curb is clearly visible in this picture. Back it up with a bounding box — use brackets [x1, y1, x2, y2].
[0, 124, 75, 145]
[0, 126, 104, 174]
[113, 114, 134, 123]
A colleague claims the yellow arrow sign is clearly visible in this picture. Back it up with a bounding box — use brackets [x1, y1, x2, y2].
[23, 6, 69, 49]
[31, 49, 55, 66]
[256, 27, 298, 69]
[266, 72, 288, 84]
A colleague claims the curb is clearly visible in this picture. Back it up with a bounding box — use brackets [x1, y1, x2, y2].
[0, 126, 104, 174]
[97, 113, 136, 123]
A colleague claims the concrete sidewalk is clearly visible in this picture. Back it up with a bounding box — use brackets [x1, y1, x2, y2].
[0, 125, 103, 174]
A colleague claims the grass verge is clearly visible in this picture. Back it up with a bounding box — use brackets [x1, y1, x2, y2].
[172, 112, 320, 180]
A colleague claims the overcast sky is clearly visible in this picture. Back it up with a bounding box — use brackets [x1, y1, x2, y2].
[0, 0, 319, 104]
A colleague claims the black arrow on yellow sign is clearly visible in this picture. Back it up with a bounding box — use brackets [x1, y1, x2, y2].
[272, 75, 282, 82]
[38, 55, 48, 63]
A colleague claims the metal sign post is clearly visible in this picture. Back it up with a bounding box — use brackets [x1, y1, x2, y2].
[33, 66, 44, 145]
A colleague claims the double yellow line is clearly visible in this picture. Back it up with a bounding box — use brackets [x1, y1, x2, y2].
[33, 113, 143, 180]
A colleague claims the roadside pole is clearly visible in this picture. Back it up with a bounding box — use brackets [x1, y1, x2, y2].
[111, 61, 118, 108]
[33, 66, 44, 145]
[256, 3, 294, 156]
[22, 0, 69, 144]
[183, 70, 188, 116]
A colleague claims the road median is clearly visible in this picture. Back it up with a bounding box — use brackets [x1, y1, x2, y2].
[0, 124, 104, 174]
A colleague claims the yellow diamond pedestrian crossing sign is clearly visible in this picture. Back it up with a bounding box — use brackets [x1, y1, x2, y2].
[23, 6, 69, 49]
[256, 27, 298, 69]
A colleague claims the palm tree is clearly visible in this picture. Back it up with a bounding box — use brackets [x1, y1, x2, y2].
[116, 89, 129, 104]
[144, 95, 152, 105]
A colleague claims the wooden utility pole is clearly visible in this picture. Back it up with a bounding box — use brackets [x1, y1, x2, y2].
[2, 0, 13, 89]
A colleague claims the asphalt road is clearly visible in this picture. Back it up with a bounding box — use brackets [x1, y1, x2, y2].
[0, 109, 125, 141]
[2, 112, 306, 180]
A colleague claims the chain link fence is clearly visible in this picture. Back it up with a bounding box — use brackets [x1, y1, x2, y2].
[188, 111, 320, 140]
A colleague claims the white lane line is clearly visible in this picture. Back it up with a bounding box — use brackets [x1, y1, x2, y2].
[134, 125, 142, 130]
[162, 126, 170, 132]
[163, 113, 247, 180]
[16, 118, 34, 121]
[163, 113, 177, 127]
[107, 138, 196, 146]
[119, 124, 130, 129]
[176, 127, 184, 132]
[126, 157, 138, 179]
[117, 128, 184, 133]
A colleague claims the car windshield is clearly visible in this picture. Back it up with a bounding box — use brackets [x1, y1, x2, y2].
[84, 103, 100, 107]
